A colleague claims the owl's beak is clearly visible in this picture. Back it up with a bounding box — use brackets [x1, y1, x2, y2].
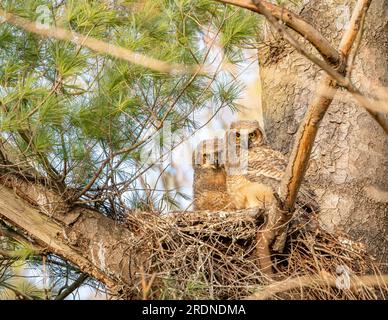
[248, 137, 262, 147]
[211, 158, 220, 170]
[200, 162, 218, 170]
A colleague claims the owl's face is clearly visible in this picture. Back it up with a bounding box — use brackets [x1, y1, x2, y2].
[227, 120, 264, 149]
[193, 139, 224, 170]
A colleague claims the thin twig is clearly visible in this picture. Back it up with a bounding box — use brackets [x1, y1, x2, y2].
[55, 273, 88, 300]
[346, 9, 366, 79]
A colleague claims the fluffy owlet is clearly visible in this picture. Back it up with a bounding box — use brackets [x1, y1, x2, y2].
[192, 138, 234, 211]
[224, 120, 317, 211]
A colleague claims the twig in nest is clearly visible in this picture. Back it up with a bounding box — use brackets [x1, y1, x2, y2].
[245, 273, 388, 300]
[255, 193, 287, 277]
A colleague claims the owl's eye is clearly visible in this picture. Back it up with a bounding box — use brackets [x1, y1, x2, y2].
[249, 132, 255, 138]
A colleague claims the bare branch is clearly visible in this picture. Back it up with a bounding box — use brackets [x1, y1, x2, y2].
[279, 0, 374, 211]
[216, 1, 388, 133]
[250, 0, 388, 133]
[55, 273, 88, 300]
[214, 0, 340, 65]
[246, 272, 388, 300]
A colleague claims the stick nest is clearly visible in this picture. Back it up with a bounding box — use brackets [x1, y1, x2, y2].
[123, 209, 387, 300]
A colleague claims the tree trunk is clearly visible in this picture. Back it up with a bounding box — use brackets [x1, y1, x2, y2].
[0, 175, 137, 295]
[259, 0, 387, 262]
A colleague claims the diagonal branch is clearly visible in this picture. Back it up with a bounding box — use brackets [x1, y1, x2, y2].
[0, 182, 122, 291]
[55, 273, 88, 300]
[251, 0, 388, 132]
[214, 0, 340, 64]
[0, 9, 204, 75]
[246, 272, 388, 300]
[279, 0, 373, 212]
[216, 1, 388, 133]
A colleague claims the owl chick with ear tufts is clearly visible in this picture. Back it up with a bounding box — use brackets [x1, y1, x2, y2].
[224, 120, 318, 211]
[192, 138, 234, 211]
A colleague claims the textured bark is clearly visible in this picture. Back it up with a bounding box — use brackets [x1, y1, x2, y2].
[0, 174, 138, 295]
[215, 0, 340, 64]
[259, 0, 387, 262]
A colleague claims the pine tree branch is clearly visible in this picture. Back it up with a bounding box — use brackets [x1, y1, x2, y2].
[17, 129, 62, 183]
[0, 282, 35, 300]
[0, 183, 122, 292]
[0, 9, 205, 76]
